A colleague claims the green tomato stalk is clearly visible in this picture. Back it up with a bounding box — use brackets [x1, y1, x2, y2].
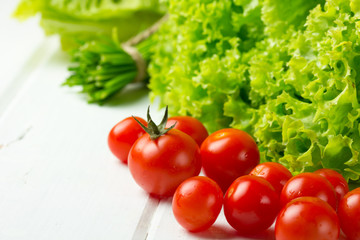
[133, 106, 176, 140]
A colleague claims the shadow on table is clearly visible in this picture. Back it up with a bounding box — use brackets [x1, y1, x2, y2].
[102, 83, 149, 107]
[192, 224, 275, 240]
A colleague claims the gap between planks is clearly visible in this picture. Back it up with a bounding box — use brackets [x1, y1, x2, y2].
[132, 196, 161, 240]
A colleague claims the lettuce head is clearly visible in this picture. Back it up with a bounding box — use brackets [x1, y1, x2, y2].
[149, 0, 360, 183]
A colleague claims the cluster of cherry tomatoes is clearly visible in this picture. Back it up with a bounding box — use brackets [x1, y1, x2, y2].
[108, 107, 360, 240]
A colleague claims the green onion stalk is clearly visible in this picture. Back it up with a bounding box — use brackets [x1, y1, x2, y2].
[64, 14, 168, 104]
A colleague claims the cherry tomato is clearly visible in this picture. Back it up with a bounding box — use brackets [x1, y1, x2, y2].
[201, 128, 260, 192]
[249, 162, 292, 196]
[314, 168, 349, 203]
[275, 197, 339, 240]
[128, 128, 201, 197]
[280, 172, 337, 209]
[172, 176, 223, 232]
[166, 116, 208, 146]
[223, 175, 279, 235]
[338, 188, 360, 240]
[108, 116, 147, 164]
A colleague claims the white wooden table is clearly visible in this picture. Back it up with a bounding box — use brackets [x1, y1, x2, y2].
[0, 2, 348, 240]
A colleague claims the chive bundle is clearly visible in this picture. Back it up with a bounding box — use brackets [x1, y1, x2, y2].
[64, 36, 153, 103]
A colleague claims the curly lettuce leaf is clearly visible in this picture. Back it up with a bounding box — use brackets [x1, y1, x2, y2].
[149, 0, 360, 183]
[149, 0, 265, 132]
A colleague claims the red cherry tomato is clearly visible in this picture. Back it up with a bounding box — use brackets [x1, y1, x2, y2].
[200, 128, 260, 192]
[223, 175, 279, 235]
[275, 197, 340, 240]
[172, 176, 223, 232]
[338, 188, 360, 240]
[249, 162, 292, 196]
[280, 172, 337, 209]
[314, 168, 349, 203]
[128, 129, 202, 197]
[108, 116, 147, 164]
[166, 116, 208, 146]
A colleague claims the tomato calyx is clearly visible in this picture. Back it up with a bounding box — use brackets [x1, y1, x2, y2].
[133, 106, 176, 140]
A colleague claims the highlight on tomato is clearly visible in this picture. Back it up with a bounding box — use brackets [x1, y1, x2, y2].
[338, 188, 360, 240]
[128, 106, 202, 197]
[108, 116, 147, 164]
[314, 168, 349, 204]
[275, 197, 340, 240]
[200, 128, 260, 192]
[249, 162, 292, 196]
[166, 116, 208, 146]
[172, 176, 223, 232]
[223, 175, 279, 235]
[280, 172, 337, 209]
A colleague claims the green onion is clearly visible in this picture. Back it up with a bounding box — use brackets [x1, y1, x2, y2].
[63, 15, 168, 104]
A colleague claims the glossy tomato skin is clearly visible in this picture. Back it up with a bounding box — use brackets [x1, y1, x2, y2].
[128, 129, 202, 197]
[166, 116, 208, 146]
[275, 197, 339, 240]
[314, 168, 349, 203]
[172, 176, 223, 232]
[108, 116, 147, 164]
[223, 175, 279, 235]
[249, 162, 292, 196]
[201, 128, 260, 192]
[338, 188, 360, 240]
[280, 172, 337, 209]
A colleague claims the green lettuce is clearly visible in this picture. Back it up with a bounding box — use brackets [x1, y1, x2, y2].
[149, 0, 360, 182]
[13, 0, 166, 49]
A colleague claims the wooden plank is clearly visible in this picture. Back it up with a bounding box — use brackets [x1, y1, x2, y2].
[0, 38, 58, 117]
[0, 2, 45, 100]
[0, 40, 160, 239]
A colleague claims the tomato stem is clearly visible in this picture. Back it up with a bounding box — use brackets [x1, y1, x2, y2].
[133, 106, 176, 140]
